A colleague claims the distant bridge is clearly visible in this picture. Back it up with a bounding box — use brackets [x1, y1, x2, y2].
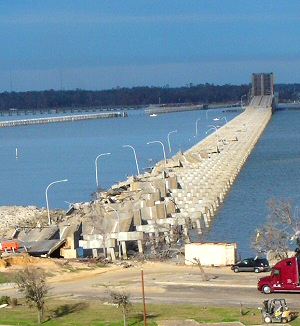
[0, 112, 125, 128]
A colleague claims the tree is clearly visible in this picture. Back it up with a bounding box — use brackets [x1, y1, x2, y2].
[15, 267, 50, 324]
[106, 288, 132, 326]
[251, 198, 300, 259]
[141, 216, 190, 261]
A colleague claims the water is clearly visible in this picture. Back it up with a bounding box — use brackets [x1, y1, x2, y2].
[0, 108, 237, 209]
[200, 109, 300, 258]
[1, 108, 298, 258]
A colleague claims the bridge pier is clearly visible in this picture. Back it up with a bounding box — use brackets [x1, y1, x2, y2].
[166, 107, 272, 238]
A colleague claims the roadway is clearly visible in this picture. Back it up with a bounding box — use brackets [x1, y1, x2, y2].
[1, 261, 299, 310]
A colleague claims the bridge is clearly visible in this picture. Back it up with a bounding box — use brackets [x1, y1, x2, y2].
[161, 77, 275, 235]
[70, 94, 274, 260]
[55, 74, 276, 260]
[0, 111, 125, 127]
[249, 95, 273, 108]
[166, 105, 272, 231]
[0, 73, 277, 261]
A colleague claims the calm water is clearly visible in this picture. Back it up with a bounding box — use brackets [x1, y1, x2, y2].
[0, 108, 237, 208]
[1, 108, 299, 258]
[201, 109, 300, 257]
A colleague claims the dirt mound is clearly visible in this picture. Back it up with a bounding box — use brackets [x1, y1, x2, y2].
[0, 253, 55, 270]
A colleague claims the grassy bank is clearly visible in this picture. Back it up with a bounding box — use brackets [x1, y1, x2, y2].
[1, 298, 299, 325]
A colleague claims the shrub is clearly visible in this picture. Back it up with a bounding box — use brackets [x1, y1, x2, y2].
[0, 295, 10, 305]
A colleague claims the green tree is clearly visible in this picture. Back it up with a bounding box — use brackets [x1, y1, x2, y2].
[15, 267, 50, 324]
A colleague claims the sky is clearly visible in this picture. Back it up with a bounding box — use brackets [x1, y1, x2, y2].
[1, 0, 300, 92]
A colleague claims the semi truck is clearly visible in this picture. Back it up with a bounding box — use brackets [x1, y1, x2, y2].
[258, 256, 300, 294]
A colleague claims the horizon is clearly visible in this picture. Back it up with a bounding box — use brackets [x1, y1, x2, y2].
[1, 81, 300, 95]
[2, 81, 253, 94]
[1, 1, 300, 92]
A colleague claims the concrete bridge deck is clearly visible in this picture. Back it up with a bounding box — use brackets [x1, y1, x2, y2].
[0, 111, 124, 127]
[166, 107, 272, 231]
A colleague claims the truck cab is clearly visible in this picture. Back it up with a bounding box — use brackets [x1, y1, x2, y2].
[258, 256, 300, 293]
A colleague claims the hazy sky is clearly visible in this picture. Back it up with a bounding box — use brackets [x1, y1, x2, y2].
[1, 1, 300, 92]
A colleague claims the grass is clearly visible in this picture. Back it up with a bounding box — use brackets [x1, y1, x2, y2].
[0, 272, 14, 284]
[0, 298, 299, 326]
[57, 261, 109, 274]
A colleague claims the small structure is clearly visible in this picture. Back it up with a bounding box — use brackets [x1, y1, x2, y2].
[185, 242, 237, 266]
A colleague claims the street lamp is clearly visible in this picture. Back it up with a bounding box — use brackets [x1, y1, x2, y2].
[221, 117, 228, 124]
[147, 140, 167, 165]
[167, 130, 177, 152]
[105, 205, 122, 260]
[207, 124, 219, 132]
[95, 152, 110, 190]
[205, 109, 209, 120]
[241, 95, 247, 108]
[206, 126, 220, 153]
[195, 118, 201, 135]
[123, 145, 140, 175]
[45, 179, 68, 225]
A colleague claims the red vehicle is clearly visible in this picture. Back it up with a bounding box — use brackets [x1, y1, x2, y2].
[0, 241, 19, 251]
[258, 256, 300, 294]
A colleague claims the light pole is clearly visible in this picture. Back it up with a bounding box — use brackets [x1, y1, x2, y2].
[105, 205, 122, 260]
[147, 140, 167, 165]
[123, 145, 140, 175]
[206, 126, 220, 153]
[45, 179, 68, 225]
[195, 118, 201, 135]
[207, 124, 219, 133]
[221, 117, 228, 124]
[206, 109, 210, 120]
[167, 130, 177, 152]
[95, 152, 110, 190]
[241, 95, 247, 108]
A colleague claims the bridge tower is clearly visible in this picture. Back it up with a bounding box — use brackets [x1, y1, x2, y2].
[250, 73, 277, 111]
[252, 72, 274, 97]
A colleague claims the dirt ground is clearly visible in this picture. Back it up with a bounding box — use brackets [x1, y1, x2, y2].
[0, 253, 186, 280]
[0, 254, 122, 281]
[0, 253, 237, 288]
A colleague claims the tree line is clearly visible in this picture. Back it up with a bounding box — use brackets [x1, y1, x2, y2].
[0, 83, 299, 111]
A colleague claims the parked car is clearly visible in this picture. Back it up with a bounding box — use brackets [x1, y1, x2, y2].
[231, 257, 270, 273]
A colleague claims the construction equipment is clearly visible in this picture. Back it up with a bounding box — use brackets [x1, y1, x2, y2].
[260, 298, 292, 323]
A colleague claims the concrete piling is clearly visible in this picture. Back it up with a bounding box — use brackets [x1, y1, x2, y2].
[76, 107, 273, 260]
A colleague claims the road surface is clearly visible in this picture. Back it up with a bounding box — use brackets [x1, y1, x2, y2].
[1, 261, 299, 310]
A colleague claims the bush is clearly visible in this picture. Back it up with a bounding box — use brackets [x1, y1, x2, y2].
[0, 295, 10, 305]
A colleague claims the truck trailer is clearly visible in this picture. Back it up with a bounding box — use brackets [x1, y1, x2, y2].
[258, 256, 300, 294]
